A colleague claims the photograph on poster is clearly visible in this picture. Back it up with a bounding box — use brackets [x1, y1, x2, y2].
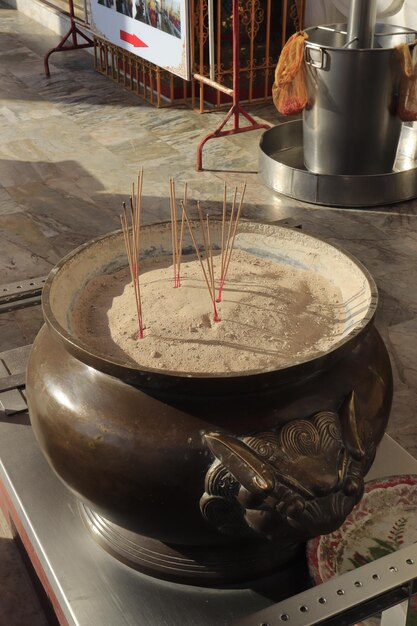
[91, 0, 189, 79]
[97, 0, 181, 37]
[135, 1, 181, 39]
[98, 0, 132, 17]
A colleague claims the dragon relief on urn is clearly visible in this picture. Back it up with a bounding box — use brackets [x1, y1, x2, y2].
[200, 391, 372, 542]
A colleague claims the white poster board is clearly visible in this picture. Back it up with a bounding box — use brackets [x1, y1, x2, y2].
[90, 0, 190, 80]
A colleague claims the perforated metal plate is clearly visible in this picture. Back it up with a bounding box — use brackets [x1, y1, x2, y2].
[0, 275, 47, 313]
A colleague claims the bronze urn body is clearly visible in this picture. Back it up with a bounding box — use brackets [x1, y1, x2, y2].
[26, 222, 392, 583]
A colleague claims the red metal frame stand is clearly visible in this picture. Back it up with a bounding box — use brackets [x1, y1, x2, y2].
[44, 0, 94, 77]
[195, 0, 271, 171]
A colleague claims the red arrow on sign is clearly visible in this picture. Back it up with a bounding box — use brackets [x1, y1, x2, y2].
[120, 31, 148, 47]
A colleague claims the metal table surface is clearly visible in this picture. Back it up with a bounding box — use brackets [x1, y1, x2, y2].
[1, 419, 416, 626]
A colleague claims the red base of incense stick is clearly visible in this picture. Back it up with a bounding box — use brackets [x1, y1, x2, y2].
[134, 327, 144, 340]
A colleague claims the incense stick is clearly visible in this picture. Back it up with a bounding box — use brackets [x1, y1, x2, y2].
[135, 168, 143, 259]
[134, 169, 143, 327]
[197, 200, 220, 323]
[206, 214, 220, 321]
[217, 186, 237, 302]
[128, 204, 143, 337]
[121, 210, 142, 338]
[219, 181, 227, 284]
[197, 200, 211, 283]
[120, 182, 144, 339]
[169, 178, 178, 287]
[181, 200, 219, 322]
[170, 179, 188, 288]
[217, 181, 247, 301]
[224, 186, 238, 258]
[129, 195, 137, 278]
[172, 180, 180, 287]
[176, 182, 187, 288]
[222, 180, 247, 285]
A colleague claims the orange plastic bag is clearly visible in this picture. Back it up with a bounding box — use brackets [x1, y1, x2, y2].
[272, 31, 309, 116]
[397, 42, 417, 122]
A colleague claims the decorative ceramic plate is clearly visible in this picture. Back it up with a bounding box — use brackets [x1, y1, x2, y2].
[307, 475, 417, 626]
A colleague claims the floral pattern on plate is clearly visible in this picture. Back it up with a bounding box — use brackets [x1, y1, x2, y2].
[307, 475, 417, 626]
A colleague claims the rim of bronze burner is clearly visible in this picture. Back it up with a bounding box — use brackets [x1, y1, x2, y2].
[41, 222, 378, 395]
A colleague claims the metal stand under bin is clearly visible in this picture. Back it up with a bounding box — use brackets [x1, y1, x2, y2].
[258, 120, 417, 207]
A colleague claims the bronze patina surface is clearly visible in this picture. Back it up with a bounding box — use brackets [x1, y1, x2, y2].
[26, 222, 392, 583]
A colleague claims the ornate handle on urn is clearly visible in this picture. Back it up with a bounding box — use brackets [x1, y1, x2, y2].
[200, 391, 373, 542]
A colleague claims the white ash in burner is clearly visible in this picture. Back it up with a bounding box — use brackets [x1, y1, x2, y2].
[71, 249, 345, 375]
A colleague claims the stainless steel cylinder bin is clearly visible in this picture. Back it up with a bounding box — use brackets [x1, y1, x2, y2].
[303, 24, 416, 176]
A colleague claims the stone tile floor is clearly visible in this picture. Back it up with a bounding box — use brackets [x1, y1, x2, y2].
[1, 1, 417, 623]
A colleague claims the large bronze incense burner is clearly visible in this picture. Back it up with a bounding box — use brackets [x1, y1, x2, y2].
[26, 221, 392, 583]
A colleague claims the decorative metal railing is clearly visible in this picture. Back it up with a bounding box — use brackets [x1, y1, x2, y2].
[94, 0, 304, 109]
[191, 0, 304, 111]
